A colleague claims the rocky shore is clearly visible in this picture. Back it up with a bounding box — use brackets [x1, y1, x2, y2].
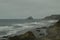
[4, 20, 60, 40]
[40, 20, 60, 40]
[8, 31, 37, 40]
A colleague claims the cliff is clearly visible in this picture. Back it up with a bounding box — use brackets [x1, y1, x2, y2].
[40, 20, 60, 40]
[43, 15, 60, 20]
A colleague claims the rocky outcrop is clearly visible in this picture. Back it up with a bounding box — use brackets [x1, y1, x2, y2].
[40, 20, 60, 40]
[26, 16, 33, 20]
[8, 31, 37, 40]
[43, 15, 60, 20]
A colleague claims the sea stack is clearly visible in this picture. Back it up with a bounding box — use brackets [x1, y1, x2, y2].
[27, 16, 33, 20]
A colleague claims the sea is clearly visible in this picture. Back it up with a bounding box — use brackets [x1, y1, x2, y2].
[0, 19, 58, 40]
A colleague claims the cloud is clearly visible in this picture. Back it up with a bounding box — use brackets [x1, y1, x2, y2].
[0, 0, 60, 19]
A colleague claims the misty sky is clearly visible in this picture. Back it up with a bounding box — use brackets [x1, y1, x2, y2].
[0, 0, 60, 19]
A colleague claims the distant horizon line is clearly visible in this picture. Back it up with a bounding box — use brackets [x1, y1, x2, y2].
[0, 14, 60, 19]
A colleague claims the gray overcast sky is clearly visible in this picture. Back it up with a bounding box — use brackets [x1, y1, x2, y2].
[0, 0, 60, 19]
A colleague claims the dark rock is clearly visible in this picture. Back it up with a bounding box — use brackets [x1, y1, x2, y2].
[27, 16, 33, 20]
[2, 36, 8, 38]
[40, 20, 60, 40]
[8, 31, 37, 40]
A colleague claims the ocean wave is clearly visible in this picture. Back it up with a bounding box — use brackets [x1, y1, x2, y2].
[0, 20, 58, 38]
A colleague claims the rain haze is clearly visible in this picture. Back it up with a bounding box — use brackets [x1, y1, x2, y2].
[0, 0, 60, 19]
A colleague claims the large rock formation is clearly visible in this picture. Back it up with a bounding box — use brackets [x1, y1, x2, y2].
[40, 20, 60, 40]
[8, 31, 37, 40]
[26, 16, 33, 20]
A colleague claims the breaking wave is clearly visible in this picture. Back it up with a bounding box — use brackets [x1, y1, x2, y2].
[0, 20, 58, 38]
